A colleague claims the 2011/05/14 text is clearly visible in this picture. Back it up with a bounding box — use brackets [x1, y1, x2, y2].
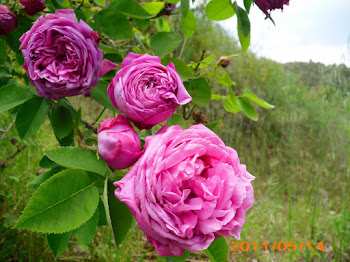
[230, 241, 324, 252]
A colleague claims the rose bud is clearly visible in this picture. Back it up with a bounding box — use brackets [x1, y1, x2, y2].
[164, 2, 177, 15]
[108, 52, 192, 130]
[98, 115, 142, 170]
[254, 0, 289, 18]
[20, 0, 46, 15]
[0, 5, 17, 35]
[115, 125, 255, 257]
[20, 9, 117, 100]
[218, 56, 231, 68]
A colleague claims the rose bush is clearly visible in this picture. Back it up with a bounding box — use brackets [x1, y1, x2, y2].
[108, 52, 192, 130]
[19, 9, 117, 100]
[98, 115, 142, 170]
[115, 124, 255, 256]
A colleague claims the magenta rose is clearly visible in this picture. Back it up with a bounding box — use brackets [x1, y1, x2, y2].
[114, 125, 255, 256]
[108, 52, 192, 130]
[20, 9, 117, 100]
[20, 0, 45, 15]
[98, 115, 142, 170]
[0, 5, 17, 35]
[254, 0, 289, 18]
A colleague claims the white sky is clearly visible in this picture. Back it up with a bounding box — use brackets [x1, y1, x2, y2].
[219, 0, 350, 66]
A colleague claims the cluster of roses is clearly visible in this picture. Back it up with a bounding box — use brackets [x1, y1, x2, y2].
[16, 9, 254, 257]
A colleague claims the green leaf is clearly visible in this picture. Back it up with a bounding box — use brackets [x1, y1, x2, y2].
[46, 0, 61, 12]
[215, 70, 234, 87]
[94, 0, 106, 6]
[234, 2, 250, 38]
[204, 121, 219, 133]
[243, 0, 253, 13]
[205, 237, 228, 262]
[103, 178, 133, 245]
[242, 89, 275, 109]
[90, 81, 120, 112]
[206, 0, 235, 21]
[48, 104, 73, 139]
[97, 198, 107, 226]
[94, 9, 133, 40]
[47, 232, 72, 258]
[181, 10, 196, 38]
[0, 39, 7, 65]
[181, 0, 190, 16]
[39, 155, 58, 169]
[150, 32, 182, 57]
[109, 0, 153, 19]
[142, 2, 164, 15]
[211, 94, 223, 100]
[184, 77, 211, 106]
[237, 25, 250, 53]
[224, 89, 241, 113]
[155, 18, 171, 32]
[15, 97, 49, 140]
[0, 83, 34, 112]
[237, 97, 258, 121]
[15, 169, 100, 233]
[165, 251, 190, 261]
[27, 166, 65, 190]
[168, 113, 187, 129]
[57, 130, 75, 147]
[73, 207, 99, 246]
[166, 0, 180, 3]
[161, 57, 194, 80]
[133, 18, 150, 31]
[45, 147, 110, 176]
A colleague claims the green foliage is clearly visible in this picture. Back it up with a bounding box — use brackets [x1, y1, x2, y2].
[206, 0, 235, 21]
[73, 207, 99, 246]
[165, 251, 190, 261]
[0, 83, 34, 112]
[181, 10, 196, 38]
[142, 2, 164, 15]
[47, 232, 72, 258]
[15, 169, 100, 233]
[45, 147, 110, 176]
[184, 77, 211, 106]
[205, 237, 228, 262]
[48, 103, 74, 140]
[150, 32, 182, 57]
[15, 97, 49, 140]
[103, 178, 133, 245]
[243, 89, 275, 109]
[168, 113, 187, 129]
[237, 97, 258, 121]
[109, 0, 153, 19]
[27, 166, 65, 190]
[161, 57, 194, 80]
[90, 81, 120, 112]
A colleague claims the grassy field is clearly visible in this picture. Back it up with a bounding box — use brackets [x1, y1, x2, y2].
[1, 14, 349, 262]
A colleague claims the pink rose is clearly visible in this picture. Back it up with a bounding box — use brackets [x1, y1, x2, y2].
[108, 52, 192, 130]
[20, 9, 117, 100]
[98, 115, 142, 170]
[114, 125, 255, 256]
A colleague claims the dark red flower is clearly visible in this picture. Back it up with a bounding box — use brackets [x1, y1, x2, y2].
[0, 5, 17, 35]
[219, 56, 231, 68]
[20, 0, 45, 15]
[254, 0, 289, 18]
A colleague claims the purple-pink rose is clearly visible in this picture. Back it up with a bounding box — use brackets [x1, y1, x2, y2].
[20, 9, 117, 100]
[98, 115, 142, 170]
[114, 124, 255, 256]
[108, 52, 192, 130]
[20, 0, 45, 15]
[254, 0, 289, 18]
[0, 5, 17, 35]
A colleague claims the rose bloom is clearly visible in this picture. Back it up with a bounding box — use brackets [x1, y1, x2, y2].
[108, 52, 192, 130]
[254, 0, 289, 18]
[0, 5, 17, 35]
[20, 9, 117, 100]
[115, 125, 255, 256]
[20, 0, 45, 15]
[98, 115, 142, 170]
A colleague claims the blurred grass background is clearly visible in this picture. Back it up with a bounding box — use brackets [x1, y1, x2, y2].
[1, 9, 349, 262]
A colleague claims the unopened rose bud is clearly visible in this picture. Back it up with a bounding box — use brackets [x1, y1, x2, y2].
[219, 56, 231, 68]
[98, 115, 142, 170]
[164, 2, 177, 15]
[20, 0, 45, 16]
[1, 161, 7, 168]
[0, 5, 17, 35]
[254, 0, 289, 18]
